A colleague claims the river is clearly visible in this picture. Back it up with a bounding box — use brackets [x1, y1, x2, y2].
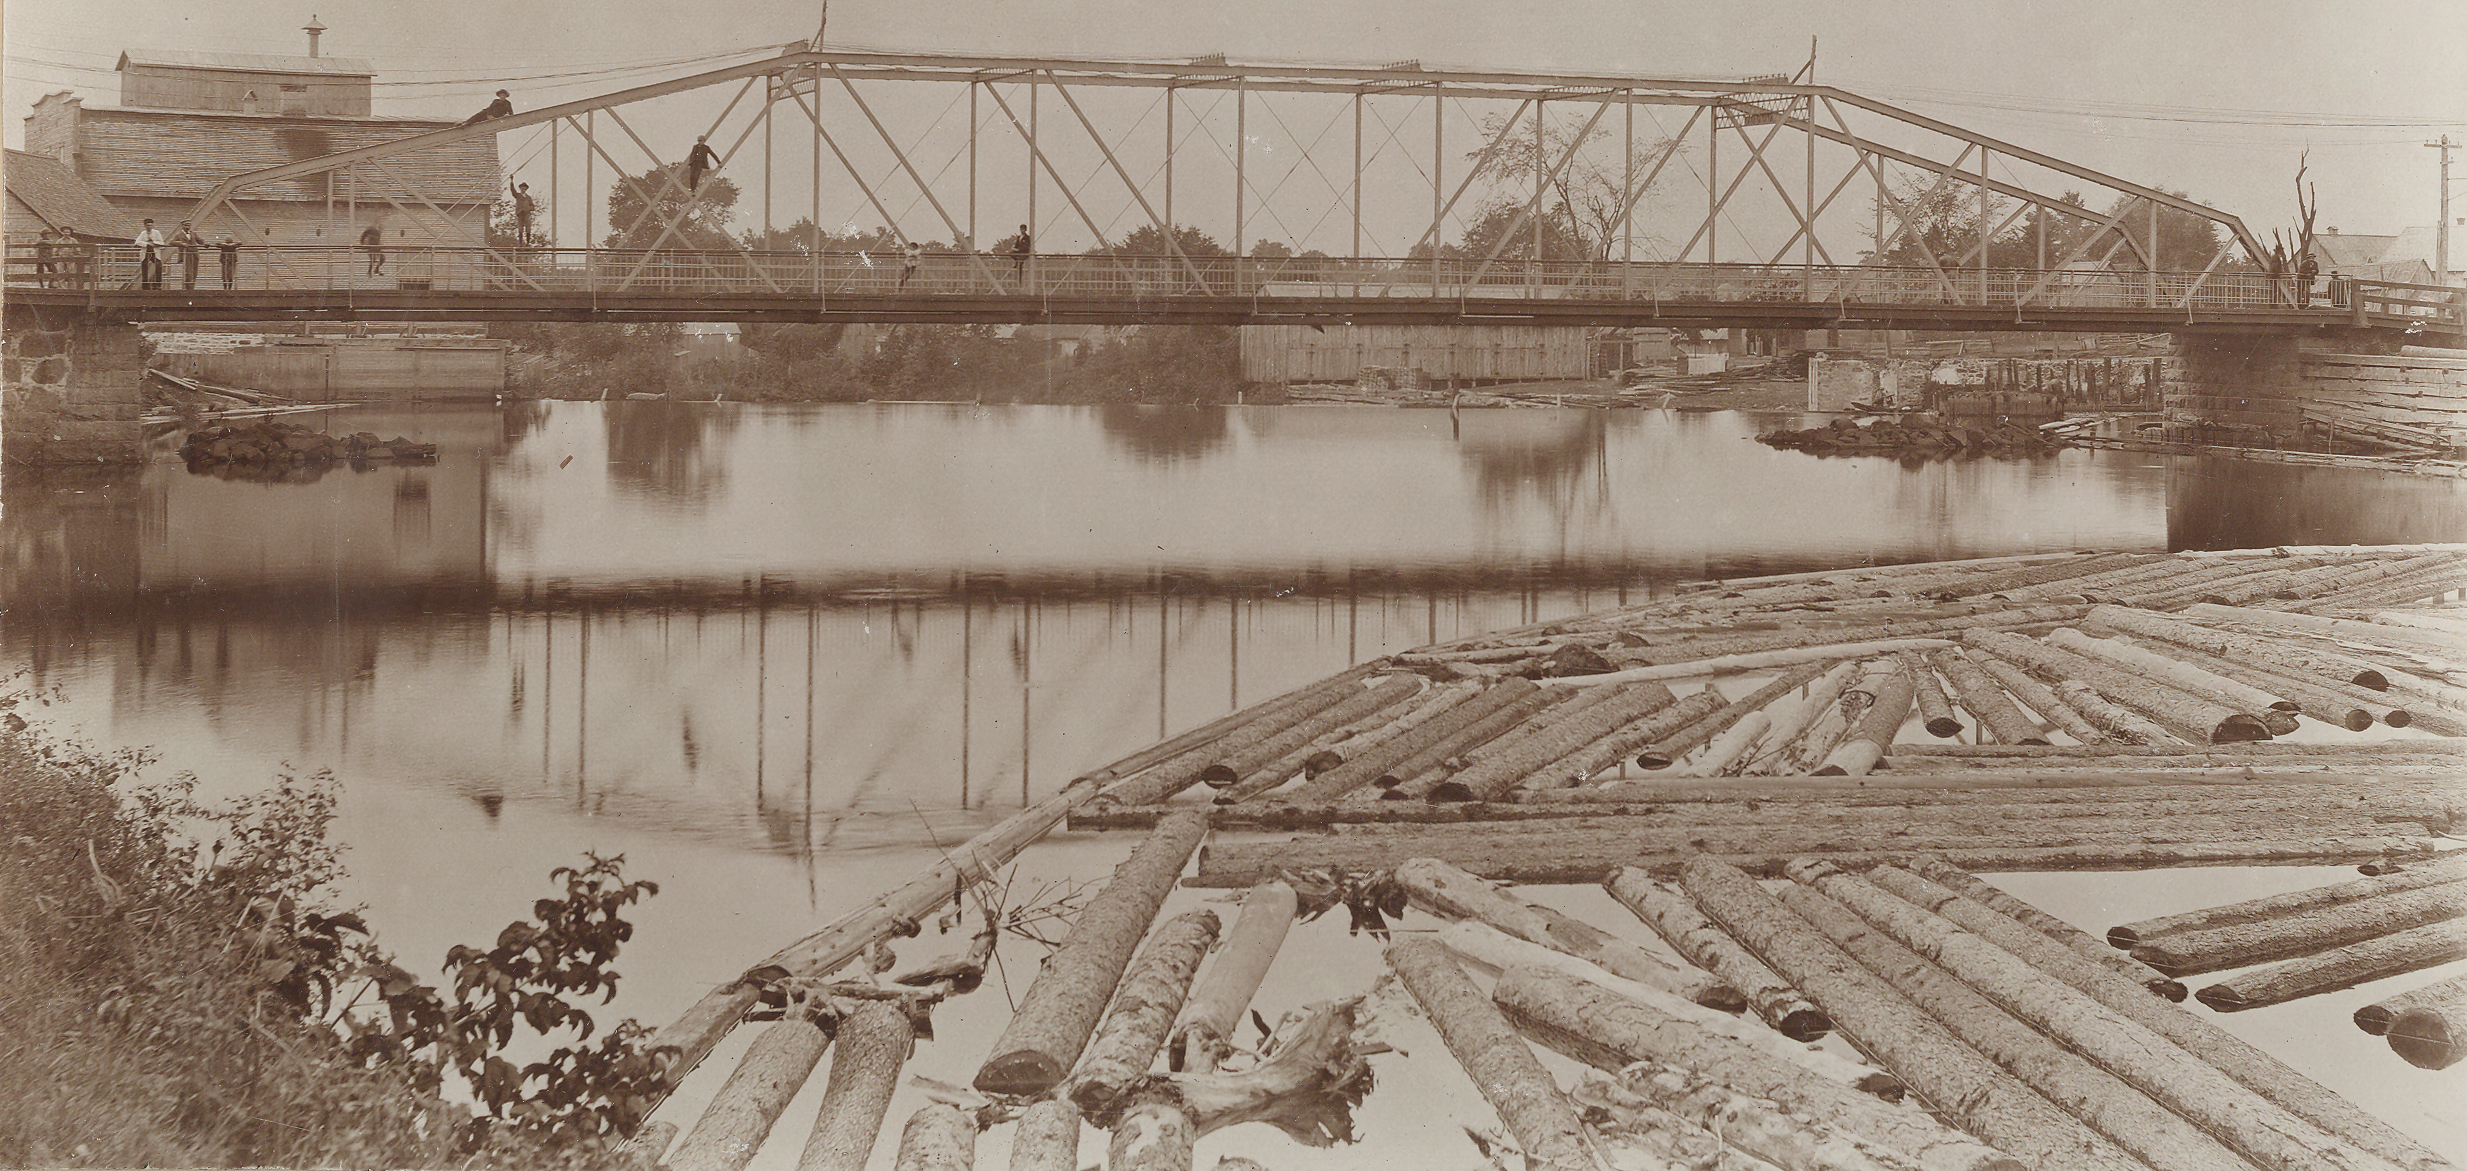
[5, 400, 2462, 1167]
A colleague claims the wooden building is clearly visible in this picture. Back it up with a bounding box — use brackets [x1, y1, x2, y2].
[1241, 324, 1592, 387]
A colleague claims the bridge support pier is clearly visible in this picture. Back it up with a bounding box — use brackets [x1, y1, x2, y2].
[4, 302, 146, 469]
[2167, 329, 2456, 450]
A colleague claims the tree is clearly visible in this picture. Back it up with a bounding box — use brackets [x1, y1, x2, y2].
[1461, 110, 1677, 260]
[1870, 174, 2026, 268]
[1089, 223, 1231, 259]
[2101, 189, 2227, 271]
[1249, 239, 1294, 259]
[602, 163, 741, 250]
[1453, 201, 1592, 263]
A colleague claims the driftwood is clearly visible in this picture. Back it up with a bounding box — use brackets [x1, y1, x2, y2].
[2388, 976, 2467, 1070]
[795, 1000, 916, 1171]
[1162, 997, 1372, 1144]
[1170, 880, 1297, 1072]
[1673, 857, 2140, 1171]
[1005, 1099, 1080, 1171]
[1775, 881, 2253, 1171]
[1439, 922, 1893, 1095]
[1064, 908, 1221, 1116]
[2107, 851, 2467, 947]
[1793, 861, 2419, 1171]
[668, 1014, 833, 1171]
[891, 1103, 975, 1171]
[1929, 647, 2049, 745]
[1605, 868, 1828, 1040]
[974, 811, 1210, 1096]
[1428, 681, 1678, 800]
[1900, 858, 2186, 1000]
[2358, 971, 2467, 1036]
[2194, 918, 2467, 1011]
[1639, 664, 1828, 768]
[1385, 939, 1599, 1171]
[1964, 631, 2272, 743]
[2125, 878, 2467, 978]
[1395, 856, 1740, 1009]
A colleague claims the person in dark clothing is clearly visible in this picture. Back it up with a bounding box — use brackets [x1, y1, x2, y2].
[171, 220, 206, 290]
[33, 229, 56, 286]
[1011, 224, 1031, 278]
[461, 90, 514, 127]
[217, 236, 240, 289]
[2296, 252, 2320, 306]
[510, 181, 536, 246]
[361, 224, 386, 276]
[685, 136, 719, 191]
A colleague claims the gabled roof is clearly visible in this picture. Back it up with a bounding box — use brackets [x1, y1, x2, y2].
[117, 49, 375, 76]
[2310, 233, 2396, 268]
[2, 148, 136, 238]
[70, 107, 498, 203]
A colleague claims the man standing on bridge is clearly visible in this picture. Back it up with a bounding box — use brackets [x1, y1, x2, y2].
[686, 136, 720, 192]
[2296, 251, 2319, 306]
[510, 182, 536, 246]
[134, 219, 167, 289]
[171, 221, 206, 290]
[1011, 224, 1031, 281]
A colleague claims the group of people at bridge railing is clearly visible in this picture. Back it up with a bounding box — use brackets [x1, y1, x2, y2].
[5, 238, 2456, 325]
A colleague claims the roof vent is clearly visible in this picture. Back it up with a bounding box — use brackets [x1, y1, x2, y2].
[304, 15, 327, 58]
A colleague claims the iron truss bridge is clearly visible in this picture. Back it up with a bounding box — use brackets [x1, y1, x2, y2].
[7, 48, 2460, 334]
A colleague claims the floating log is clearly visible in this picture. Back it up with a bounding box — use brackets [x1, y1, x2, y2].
[1428, 681, 1677, 801]
[1065, 908, 1221, 1116]
[1893, 741, 2465, 758]
[1105, 1092, 1195, 1171]
[1743, 660, 1862, 774]
[1964, 631, 2272, 743]
[796, 1000, 916, 1171]
[974, 811, 1210, 1097]
[1898, 859, 2185, 1001]
[1675, 857, 2139, 1171]
[2122, 637, 2415, 731]
[2179, 604, 2467, 669]
[669, 1014, 833, 1171]
[1872, 863, 2453, 1171]
[1775, 880, 2253, 1171]
[2107, 851, 2467, 947]
[1605, 868, 1829, 1040]
[1386, 938, 1599, 1171]
[2125, 879, 2467, 978]
[1494, 967, 2020, 1171]
[1964, 551, 2163, 599]
[1095, 664, 1387, 808]
[2049, 679, 2188, 746]
[1171, 881, 1297, 1073]
[1790, 861, 2416, 1171]
[1395, 857, 1739, 1009]
[1613, 1057, 1946, 1171]
[1912, 657, 1963, 738]
[892, 1103, 976, 1171]
[1569, 1075, 1777, 1171]
[2358, 972, 2467, 1036]
[1537, 638, 1957, 687]
[1948, 650, 2108, 743]
[2087, 605, 2398, 691]
[1441, 922, 1889, 1094]
[1777, 665, 1874, 774]
[1817, 656, 1916, 776]
[2045, 628, 2299, 734]
[1280, 681, 1501, 803]
[1929, 648, 2049, 745]
[1005, 1099, 1080, 1171]
[1638, 664, 1828, 769]
[1203, 675, 1425, 791]
[2194, 918, 2467, 1012]
[1190, 833, 2441, 887]
[1601, 604, 2090, 667]
[1678, 710, 1771, 777]
[1286, 682, 1478, 789]
[1377, 681, 1560, 794]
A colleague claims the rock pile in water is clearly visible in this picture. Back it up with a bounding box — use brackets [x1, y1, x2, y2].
[179, 420, 439, 473]
[1756, 414, 2064, 456]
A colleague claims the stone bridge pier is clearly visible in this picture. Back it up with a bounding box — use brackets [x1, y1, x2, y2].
[3, 302, 147, 468]
[2169, 329, 2466, 447]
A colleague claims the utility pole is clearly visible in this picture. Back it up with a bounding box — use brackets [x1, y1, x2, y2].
[2431, 134, 2456, 287]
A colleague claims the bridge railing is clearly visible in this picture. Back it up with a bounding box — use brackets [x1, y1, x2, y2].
[1, 242, 2336, 316]
[2344, 278, 2467, 332]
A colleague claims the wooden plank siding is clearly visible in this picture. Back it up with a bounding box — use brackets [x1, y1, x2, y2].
[1241, 324, 1591, 384]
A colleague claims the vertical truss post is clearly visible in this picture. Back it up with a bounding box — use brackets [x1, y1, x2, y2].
[1804, 99, 1816, 296]
[1432, 87, 1443, 291]
[968, 81, 978, 249]
[2147, 199, 2159, 307]
[1622, 95, 1633, 293]
[550, 118, 560, 247]
[1235, 82, 1247, 289]
[1353, 91, 1363, 260]
[1706, 108, 1716, 265]
[585, 112, 596, 253]
[1029, 78, 1039, 284]
[1977, 148, 1990, 304]
[763, 78, 774, 238]
[1163, 87, 1174, 240]
[1531, 99, 1544, 292]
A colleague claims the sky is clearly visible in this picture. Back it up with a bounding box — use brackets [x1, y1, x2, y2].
[8, 0, 2463, 245]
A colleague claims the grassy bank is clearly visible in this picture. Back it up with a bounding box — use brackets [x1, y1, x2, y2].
[0, 708, 665, 1169]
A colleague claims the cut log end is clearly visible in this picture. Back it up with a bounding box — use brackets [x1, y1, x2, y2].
[2192, 983, 2253, 1012]
[1426, 782, 1477, 803]
[2260, 711, 2301, 737]
[1923, 716, 1965, 738]
[2356, 1004, 2399, 1036]
[1635, 751, 1676, 770]
[2148, 977, 2189, 1002]
[1199, 764, 1241, 788]
[1775, 1007, 1832, 1042]
[2388, 1006, 2464, 1070]
[973, 1051, 1068, 1097]
[1692, 984, 1750, 1014]
[2107, 925, 2142, 948]
[2210, 714, 2274, 743]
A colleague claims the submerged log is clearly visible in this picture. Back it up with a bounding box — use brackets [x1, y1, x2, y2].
[1386, 938, 1599, 1171]
[1606, 868, 1828, 1040]
[669, 1014, 834, 1171]
[2358, 972, 2467, 1036]
[1428, 681, 1678, 801]
[1638, 664, 1827, 769]
[1396, 856, 1738, 1009]
[1493, 967, 2030, 1171]
[2125, 879, 2467, 978]
[1775, 880, 2253, 1171]
[1441, 922, 1889, 1094]
[796, 1000, 916, 1171]
[1171, 881, 1297, 1073]
[2107, 851, 2467, 947]
[1065, 909, 1221, 1116]
[2195, 918, 2467, 1012]
[1675, 857, 2139, 1171]
[1005, 1099, 1080, 1171]
[1929, 647, 2049, 745]
[974, 811, 1210, 1097]
[1965, 631, 2272, 743]
[1874, 863, 2453, 1171]
[892, 1103, 976, 1171]
[1798, 862, 2423, 1171]
[1900, 858, 2185, 1000]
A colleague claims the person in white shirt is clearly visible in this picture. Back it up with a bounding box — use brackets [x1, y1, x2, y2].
[134, 218, 167, 289]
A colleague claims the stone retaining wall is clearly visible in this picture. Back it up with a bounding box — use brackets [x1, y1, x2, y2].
[3, 303, 145, 467]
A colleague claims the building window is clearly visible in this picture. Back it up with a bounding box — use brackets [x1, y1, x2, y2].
[280, 84, 308, 116]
